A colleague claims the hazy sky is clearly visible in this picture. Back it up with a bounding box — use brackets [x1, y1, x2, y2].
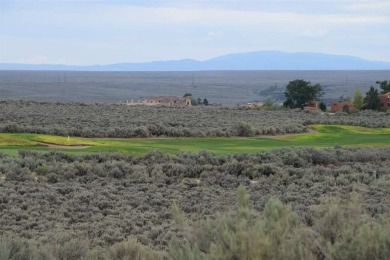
[0, 0, 389, 65]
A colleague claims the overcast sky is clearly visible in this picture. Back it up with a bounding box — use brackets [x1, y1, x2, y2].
[0, 0, 389, 65]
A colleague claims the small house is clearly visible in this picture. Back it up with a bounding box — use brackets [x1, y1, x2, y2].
[331, 101, 355, 113]
[145, 96, 192, 106]
[303, 101, 318, 111]
[123, 96, 192, 106]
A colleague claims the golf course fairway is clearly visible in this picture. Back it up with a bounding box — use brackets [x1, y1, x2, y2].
[0, 125, 389, 156]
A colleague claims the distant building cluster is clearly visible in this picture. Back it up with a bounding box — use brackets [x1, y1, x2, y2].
[120, 92, 390, 112]
[330, 92, 390, 112]
[122, 96, 192, 106]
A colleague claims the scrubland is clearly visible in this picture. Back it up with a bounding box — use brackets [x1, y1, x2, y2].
[1, 147, 389, 259]
[1, 99, 390, 259]
[0, 100, 389, 138]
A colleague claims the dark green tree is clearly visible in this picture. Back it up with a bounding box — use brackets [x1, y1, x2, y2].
[183, 93, 192, 97]
[364, 86, 380, 110]
[191, 97, 198, 106]
[319, 102, 327, 111]
[376, 80, 390, 93]
[203, 98, 209, 106]
[283, 80, 323, 109]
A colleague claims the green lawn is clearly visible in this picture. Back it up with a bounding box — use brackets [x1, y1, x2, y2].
[0, 125, 389, 155]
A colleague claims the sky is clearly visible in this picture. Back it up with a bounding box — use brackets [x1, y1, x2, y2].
[0, 0, 389, 65]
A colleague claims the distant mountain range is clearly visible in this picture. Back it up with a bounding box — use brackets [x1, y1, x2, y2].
[1, 51, 390, 71]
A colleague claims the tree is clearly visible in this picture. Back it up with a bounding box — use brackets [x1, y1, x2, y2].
[352, 89, 364, 111]
[376, 80, 390, 93]
[191, 97, 199, 106]
[283, 80, 323, 109]
[364, 86, 380, 110]
[203, 98, 209, 106]
[183, 93, 192, 97]
[319, 102, 327, 111]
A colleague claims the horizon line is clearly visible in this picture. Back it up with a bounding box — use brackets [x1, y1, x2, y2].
[1, 50, 389, 67]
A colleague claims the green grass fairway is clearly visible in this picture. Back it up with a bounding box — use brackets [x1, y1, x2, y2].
[0, 125, 389, 155]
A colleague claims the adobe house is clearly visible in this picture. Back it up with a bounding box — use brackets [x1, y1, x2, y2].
[145, 96, 192, 106]
[379, 92, 390, 112]
[331, 101, 355, 113]
[123, 96, 192, 106]
[303, 101, 318, 111]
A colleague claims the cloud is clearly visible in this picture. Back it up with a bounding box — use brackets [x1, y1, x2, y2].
[1, 0, 389, 64]
[344, 0, 390, 13]
[96, 5, 389, 27]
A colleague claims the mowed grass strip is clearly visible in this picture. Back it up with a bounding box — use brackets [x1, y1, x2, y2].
[0, 133, 99, 146]
[0, 134, 38, 146]
[0, 125, 389, 155]
[286, 125, 390, 147]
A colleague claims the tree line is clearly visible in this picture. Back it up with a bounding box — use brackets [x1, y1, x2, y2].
[282, 79, 390, 111]
[183, 93, 209, 106]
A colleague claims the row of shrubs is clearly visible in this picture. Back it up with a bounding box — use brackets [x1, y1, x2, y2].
[0, 100, 389, 137]
[4, 147, 389, 183]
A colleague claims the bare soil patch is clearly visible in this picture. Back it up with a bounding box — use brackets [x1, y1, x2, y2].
[41, 143, 91, 149]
